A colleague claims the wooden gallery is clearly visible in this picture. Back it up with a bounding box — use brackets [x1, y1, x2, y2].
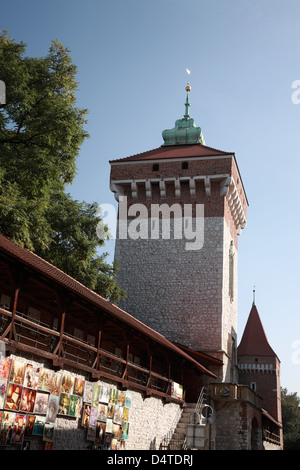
[0, 232, 216, 450]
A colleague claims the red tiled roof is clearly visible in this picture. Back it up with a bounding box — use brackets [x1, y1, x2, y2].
[0, 232, 216, 378]
[237, 305, 278, 358]
[109, 143, 233, 163]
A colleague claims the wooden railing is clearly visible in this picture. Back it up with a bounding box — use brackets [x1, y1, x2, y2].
[0, 307, 184, 403]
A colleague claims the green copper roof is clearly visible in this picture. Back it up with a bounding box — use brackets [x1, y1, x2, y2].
[162, 83, 205, 146]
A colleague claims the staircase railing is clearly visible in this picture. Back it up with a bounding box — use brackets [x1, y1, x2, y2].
[182, 386, 210, 449]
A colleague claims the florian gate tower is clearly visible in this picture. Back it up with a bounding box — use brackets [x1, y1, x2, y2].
[109, 82, 248, 384]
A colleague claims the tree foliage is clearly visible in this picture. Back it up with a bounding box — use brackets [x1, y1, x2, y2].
[0, 31, 125, 303]
[281, 388, 300, 450]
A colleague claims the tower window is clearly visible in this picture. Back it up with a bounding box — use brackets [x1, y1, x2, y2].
[250, 382, 257, 392]
[152, 164, 159, 171]
[182, 162, 188, 170]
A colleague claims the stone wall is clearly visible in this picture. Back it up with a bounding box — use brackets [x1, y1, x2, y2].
[0, 352, 182, 450]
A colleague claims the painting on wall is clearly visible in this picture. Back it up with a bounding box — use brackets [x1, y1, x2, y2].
[24, 364, 40, 389]
[0, 378, 8, 408]
[51, 372, 62, 397]
[73, 378, 85, 397]
[69, 395, 83, 418]
[97, 403, 107, 422]
[20, 387, 37, 413]
[0, 411, 16, 445]
[83, 381, 93, 403]
[0, 356, 11, 380]
[4, 383, 23, 411]
[43, 422, 54, 442]
[9, 360, 26, 385]
[82, 403, 91, 427]
[95, 421, 106, 446]
[24, 414, 36, 439]
[60, 374, 74, 394]
[58, 393, 70, 416]
[32, 415, 46, 436]
[46, 395, 59, 423]
[99, 385, 110, 404]
[11, 413, 27, 444]
[34, 392, 49, 415]
[37, 368, 54, 393]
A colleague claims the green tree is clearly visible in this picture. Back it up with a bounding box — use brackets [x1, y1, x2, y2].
[0, 31, 125, 303]
[281, 388, 300, 450]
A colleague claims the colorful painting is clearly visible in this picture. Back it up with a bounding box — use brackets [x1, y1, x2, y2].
[122, 406, 129, 422]
[37, 368, 54, 392]
[20, 387, 36, 413]
[109, 388, 118, 405]
[92, 383, 100, 407]
[33, 392, 49, 414]
[11, 413, 27, 443]
[83, 381, 93, 403]
[10, 359, 26, 385]
[24, 363, 40, 389]
[60, 374, 74, 394]
[46, 395, 59, 423]
[95, 421, 106, 446]
[0, 411, 16, 445]
[4, 383, 23, 410]
[86, 425, 96, 441]
[0, 355, 11, 379]
[125, 392, 131, 408]
[107, 403, 115, 419]
[51, 372, 62, 396]
[69, 395, 83, 418]
[99, 385, 110, 404]
[121, 421, 129, 440]
[97, 403, 107, 422]
[24, 414, 36, 438]
[105, 418, 113, 434]
[82, 403, 91, 427]
[58, 393, 70, 415]
[117, 391, 125, 407]
[114, 405, 123, 426]
[0, 378, 8, 408]
[90, 406, 98, 426]
[73, 378, 85, 397]
[103, 433, 112, 450]
[32, 415, 45, 436]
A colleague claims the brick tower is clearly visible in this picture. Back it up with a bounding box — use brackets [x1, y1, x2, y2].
[109, 82, 248, 381]
[237, 301, 283, 446]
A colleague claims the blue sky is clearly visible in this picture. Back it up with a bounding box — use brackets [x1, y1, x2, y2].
[2, 0, 300, 395]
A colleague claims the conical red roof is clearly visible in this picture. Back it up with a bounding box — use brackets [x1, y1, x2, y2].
[237, 304, 277, 357]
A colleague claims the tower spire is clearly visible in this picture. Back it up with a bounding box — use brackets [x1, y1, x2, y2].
[252, 286, 256, 306]
[184, 69, 191, 118]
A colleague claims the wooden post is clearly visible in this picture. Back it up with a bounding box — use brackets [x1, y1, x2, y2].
[8, 287, 19, 342]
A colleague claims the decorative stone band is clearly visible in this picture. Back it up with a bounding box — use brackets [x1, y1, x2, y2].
[238, 363, 275, 373]
[111, 174, 247, 234]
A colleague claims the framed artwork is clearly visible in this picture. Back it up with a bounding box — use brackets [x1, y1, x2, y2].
[82, 403, 91, 427]
[11, 413, 27, 444]
[46, 395, 59, 423]
[60, 374, 74, 394]
[97, 404, 107, 422]
[34, 392, 49, 415]
[114, 405, 123, 426]
[0, 411, 16, 445]
[122, 406, 129, 422]
[125, 392, 131, 408]
[111, 437, 118, 450]
[92, 383, 100, 407]
[69, 395, 83, 418]
[117, 391, 125, 407]
[109, 388, 118, 405]
[107, 403, 115, 419]
[10, 359, 26, 385]
[73, 378, 85, 397]
[24, 414, 36, 439]
[32, 415, 45, 436]
[112, 423, 120, 440]
[37, 368, 54, 393]
[83, 382, 93, 403]
[103, 433, 112, 450]
[105, 418, 113, 434]
[43, 422, 54, 442]
[51, 372, 62, 397]
[95, 421, 105, 446]
[58, 393, 70, 416]
[86, 425, 96, 441]
[99, 385, 110, 404]
[4, 383, 23, 411]
[0, 355, 11, 379]
[121, 421, 129, 440]
[90, 406, 98, 427]
[24, 363, 40, 389]
[0, 378, 8, 408]
[20, 387, 36, 413]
